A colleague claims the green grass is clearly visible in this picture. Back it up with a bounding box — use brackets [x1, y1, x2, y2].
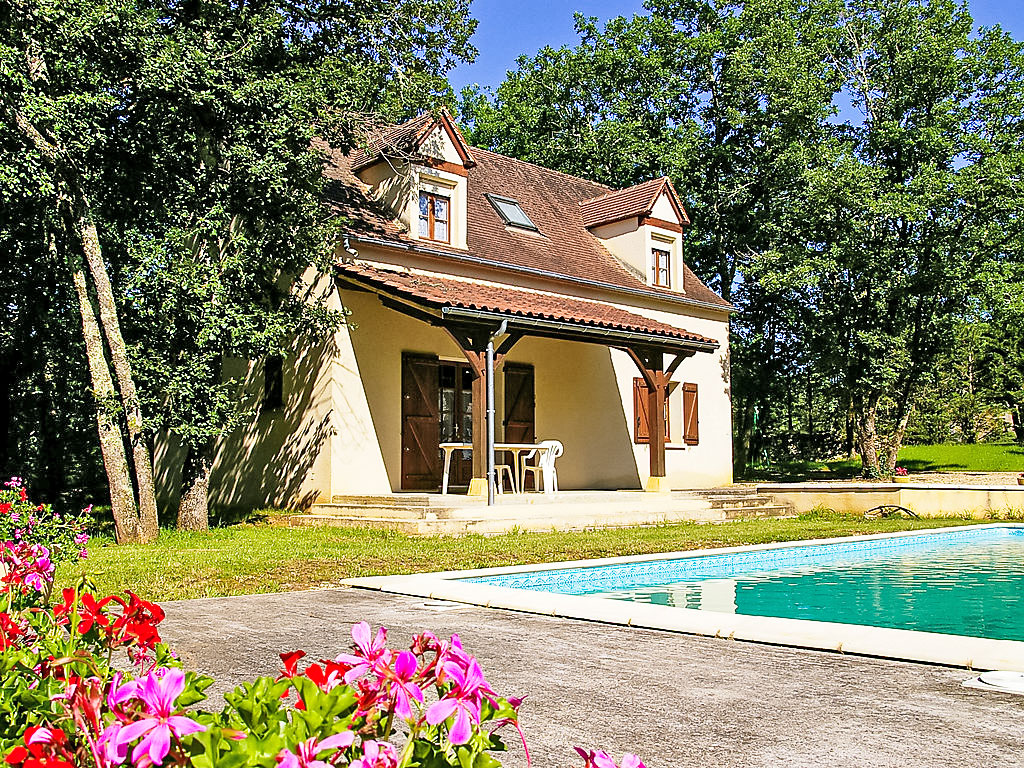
[897, 442, 1024, 473]
[745, 442, 1024, 480]
[58, 513, 990, 603]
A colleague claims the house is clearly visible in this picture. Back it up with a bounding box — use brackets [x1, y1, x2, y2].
[158, 110, 735, 510]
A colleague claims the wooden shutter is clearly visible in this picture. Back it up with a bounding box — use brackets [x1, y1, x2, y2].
[633, 378, 649, 443]
[633, 378, 669, 444]
[682, 382, 699, 445]
[401, 353, 441, 490]
[503, 363, 535, 444]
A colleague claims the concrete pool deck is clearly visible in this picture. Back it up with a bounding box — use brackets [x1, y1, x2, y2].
[161, 587, 1022, 768]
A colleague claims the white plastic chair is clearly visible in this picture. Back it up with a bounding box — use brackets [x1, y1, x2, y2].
[520, 440, 563, 495]
[495, 460, 518, 494]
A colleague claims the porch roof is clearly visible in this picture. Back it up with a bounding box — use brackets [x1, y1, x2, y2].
[336, 261, 719, 353]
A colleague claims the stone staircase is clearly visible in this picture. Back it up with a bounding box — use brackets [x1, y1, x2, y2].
[278, 487, 795, 536]
[687, 487, 795, 520]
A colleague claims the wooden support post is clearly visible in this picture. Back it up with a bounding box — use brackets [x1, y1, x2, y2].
[648, 370, 668, 481]
[444, 326, 506, 497]
[469, 362, 487, 495]
[625, 346, 671, 493]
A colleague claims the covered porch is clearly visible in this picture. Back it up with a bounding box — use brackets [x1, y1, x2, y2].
[333, 261, 726, 498]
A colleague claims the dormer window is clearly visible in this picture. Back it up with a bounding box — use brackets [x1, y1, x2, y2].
[419, 191, 450, 243]
[651, 246, 671, 288]
[486, 194, 538, 232]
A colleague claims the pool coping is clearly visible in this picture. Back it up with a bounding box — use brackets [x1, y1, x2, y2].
[345, 523, 1024, 672]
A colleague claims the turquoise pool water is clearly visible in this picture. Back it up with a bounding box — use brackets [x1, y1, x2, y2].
[464, 526, 1024, 641]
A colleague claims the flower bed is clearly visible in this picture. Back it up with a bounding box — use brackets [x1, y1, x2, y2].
[0, 480, 644, 768]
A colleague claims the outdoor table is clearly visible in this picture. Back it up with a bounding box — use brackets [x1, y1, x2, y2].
[440, 442, 554, 495]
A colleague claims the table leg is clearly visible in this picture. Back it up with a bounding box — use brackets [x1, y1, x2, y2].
[441, 448, 452, 495]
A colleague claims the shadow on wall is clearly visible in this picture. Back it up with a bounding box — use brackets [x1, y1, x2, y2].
[531, 342, 641, 490]
[153, 333, 338, 519]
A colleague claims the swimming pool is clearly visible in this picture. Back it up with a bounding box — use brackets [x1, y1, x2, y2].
[347, 524, 1024, 671]
[463, 525, 1024, 642]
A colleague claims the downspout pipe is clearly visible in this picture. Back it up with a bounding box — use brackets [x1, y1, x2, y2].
[486, 319, 508, 506]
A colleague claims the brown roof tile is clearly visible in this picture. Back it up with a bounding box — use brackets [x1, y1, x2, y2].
[324, 118, 731, 312]
[337, 262, 718, 347]
[579, 177, 691, 228]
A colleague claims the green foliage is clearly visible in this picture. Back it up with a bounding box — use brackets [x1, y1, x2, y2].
[1, 0, 478, 510]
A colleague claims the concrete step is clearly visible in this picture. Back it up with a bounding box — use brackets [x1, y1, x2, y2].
[330, 494, 438, 508]
[721, 504, 793, 519]
[703, 495, 778, 509]
[291, 494, 796, 537]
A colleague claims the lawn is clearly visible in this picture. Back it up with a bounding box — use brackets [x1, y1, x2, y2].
[897, 442, 1024, 472]
[746, 441, 1024, 480]
[59, 513, 989, 602]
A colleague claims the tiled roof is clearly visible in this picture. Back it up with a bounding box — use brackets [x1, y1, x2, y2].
[579, 177, 691, 228]
[324, 119, 731, 312]
[337, 262, 718, 347]
[348, 111, 475, 172]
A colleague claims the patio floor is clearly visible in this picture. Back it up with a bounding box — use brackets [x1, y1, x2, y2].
[160, 587, 1021, 768]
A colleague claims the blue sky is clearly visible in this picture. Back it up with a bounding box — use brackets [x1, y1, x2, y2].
[449, 0, 1024, 93]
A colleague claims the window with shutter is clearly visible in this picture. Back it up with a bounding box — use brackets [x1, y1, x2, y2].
[633, 377, 669, 444]
[682, 382, 699, 445]
[264, 355, 283, 410]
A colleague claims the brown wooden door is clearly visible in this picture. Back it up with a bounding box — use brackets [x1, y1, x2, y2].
[401, 353, 440, 490]
[503, 363, 535, 444]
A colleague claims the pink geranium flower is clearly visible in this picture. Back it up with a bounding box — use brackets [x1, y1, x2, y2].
[276, 732, 354, 768]
[426, 656, 493, 744]
[387, 650, 424, 720]
[575, 748, 647, 768]
[335, 622, 391, 684]
[106, 667, 205, 765]
[349, 740, 398, 768]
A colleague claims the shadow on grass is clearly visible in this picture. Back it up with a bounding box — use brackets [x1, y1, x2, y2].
[741, 460, 862, 482]
[88, 504, 271, 538]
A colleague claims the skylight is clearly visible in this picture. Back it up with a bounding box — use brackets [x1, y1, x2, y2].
[486, 194, 538, 231]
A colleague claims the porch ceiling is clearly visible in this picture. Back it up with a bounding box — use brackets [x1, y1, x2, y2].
[335, 261, 719, 354]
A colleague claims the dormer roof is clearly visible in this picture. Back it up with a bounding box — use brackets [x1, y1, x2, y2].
[348, 109, 476, 172]
[579, 176, 691, 229]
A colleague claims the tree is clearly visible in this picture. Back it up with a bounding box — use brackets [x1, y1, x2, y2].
[977, 262, 1024, 444]
[460, 0, 1024, 477]
[1, 4, 161, 541]
[2, 0, 477, 534]
[802, 0, 1024, 475]
[459, 0, 844, 473]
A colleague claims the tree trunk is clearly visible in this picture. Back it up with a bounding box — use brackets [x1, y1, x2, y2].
[854, 393, 881, 478]
[734, 398, 755, 476]
[13, 106, 156, 542]
[70, 191, 159, 542]
[1011, 405, 1024, 445]
[62, 233, 142, 543]
[880, 401, 914, 475]
[177, 440, 214, 531]
[844, 393, 856, 459]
